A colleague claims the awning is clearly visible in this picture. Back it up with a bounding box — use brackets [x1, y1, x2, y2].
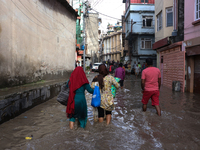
[152, 37, 169, 50]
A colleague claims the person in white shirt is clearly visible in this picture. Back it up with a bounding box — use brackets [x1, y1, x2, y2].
[135, 64, 140, 78]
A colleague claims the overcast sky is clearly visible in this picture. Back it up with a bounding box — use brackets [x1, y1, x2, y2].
[88, 0, 125, 32]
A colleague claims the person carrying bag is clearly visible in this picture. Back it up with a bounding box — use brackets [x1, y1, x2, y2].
[57, 81, 70, 106]
[91, 82, 101, 107]
[91, 64, 120, 125]
[66, 67, 94, 129]
[91, 82, 101, 122]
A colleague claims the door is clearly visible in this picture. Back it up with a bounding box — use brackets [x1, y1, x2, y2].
[194, 55, 200, 93]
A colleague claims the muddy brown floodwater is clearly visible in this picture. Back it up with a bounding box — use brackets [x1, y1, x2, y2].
[0, 73, 200, 150]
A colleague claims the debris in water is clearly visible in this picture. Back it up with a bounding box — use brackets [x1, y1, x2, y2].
[25, 137, 32, 140]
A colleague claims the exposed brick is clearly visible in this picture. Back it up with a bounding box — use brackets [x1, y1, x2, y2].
[160, 46, 185, 92]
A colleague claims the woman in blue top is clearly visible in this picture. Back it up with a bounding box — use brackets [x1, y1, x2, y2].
[66, 67, 94, 129]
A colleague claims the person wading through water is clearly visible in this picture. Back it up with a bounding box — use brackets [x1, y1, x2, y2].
[141, 58, 161, 116]
[66, 67, 94, 129]
[91, 64, 120, 124]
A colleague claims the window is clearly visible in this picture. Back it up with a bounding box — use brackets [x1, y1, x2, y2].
[196, 0, 200, 20]
[157, 11, 162, 31]
[141, 38, 152, 49]
[142, 16, 153, 27]
[141, 0, 148, 3]
[166, 7, 173, 27]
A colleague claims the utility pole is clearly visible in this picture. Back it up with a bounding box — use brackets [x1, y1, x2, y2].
[129, 19, 136, 64]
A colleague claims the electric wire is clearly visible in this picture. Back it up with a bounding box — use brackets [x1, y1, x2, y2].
[90, 8, 121, 21]
[10, 0, 75, 42]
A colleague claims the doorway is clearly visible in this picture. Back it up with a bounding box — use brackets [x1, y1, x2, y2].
[194, 55, 200, 93]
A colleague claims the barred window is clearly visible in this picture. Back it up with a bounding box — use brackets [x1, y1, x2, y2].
[143, 16, 153, 27]
[196, 0, 200, 20]
[141, 38, 152, 49]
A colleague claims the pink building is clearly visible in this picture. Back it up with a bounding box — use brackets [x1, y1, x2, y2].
[184, 0, 200, 93]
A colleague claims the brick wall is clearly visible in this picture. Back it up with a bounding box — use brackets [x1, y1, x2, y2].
[160, 46, 185, 92]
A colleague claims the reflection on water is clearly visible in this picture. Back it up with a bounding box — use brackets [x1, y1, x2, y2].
[0, 74, 200, 150]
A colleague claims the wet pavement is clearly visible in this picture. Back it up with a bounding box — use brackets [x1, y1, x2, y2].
[0, 73, 200, 150]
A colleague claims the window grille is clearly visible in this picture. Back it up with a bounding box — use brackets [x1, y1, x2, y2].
[141, 38, 152, 49]
[196, 0, 200, 20]
[142, 16, 153, 27]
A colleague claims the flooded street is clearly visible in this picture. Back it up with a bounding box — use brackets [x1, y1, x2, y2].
[0, 73, 200, 150]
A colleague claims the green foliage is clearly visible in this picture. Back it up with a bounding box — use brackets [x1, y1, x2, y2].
[116, 27, 121, 31]
[85, 66, 90, 70]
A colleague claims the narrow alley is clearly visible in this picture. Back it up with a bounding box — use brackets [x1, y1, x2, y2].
[0, 74, 200, 150]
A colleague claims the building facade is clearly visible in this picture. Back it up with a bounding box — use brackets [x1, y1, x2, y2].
[183, 0, 200, 93]
[123, 0, 156, 69]
[102, 30, 123, 62]
[71, 0, 84, 66]
[122, 15, 129, 63]
[0, 0, 77, 88]
[153, 0, 185, 92]
[86, 13, 100, 63]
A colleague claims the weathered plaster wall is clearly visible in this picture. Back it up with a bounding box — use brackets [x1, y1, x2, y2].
[129, 5, 155, 34]
[0, 81, 66, 124]
[0, 0, 76, 88]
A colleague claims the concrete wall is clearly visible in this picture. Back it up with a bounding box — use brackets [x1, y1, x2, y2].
[86, 13, 99, 63]
[0, 81, 66, 124]
[155, 0, 173, 42]
[0, 0, 76, 88]
[184, 0, 200, 41]
[125, 4, 155, 38]
[184, 0, 200, 93]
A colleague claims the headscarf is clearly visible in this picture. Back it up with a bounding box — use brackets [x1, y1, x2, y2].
[66, 67, 89, 118]
[97, 64, 108, 90]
